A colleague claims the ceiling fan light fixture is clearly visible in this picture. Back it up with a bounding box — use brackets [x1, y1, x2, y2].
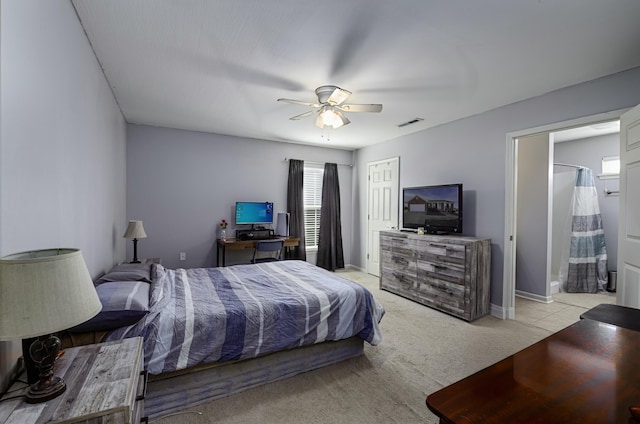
[318, 107, 349, 129]
[280, 85, 377, 130]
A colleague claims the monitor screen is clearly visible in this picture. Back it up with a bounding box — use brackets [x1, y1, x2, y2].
[402, 184, 462, 234]
[235, 201, 274, 225]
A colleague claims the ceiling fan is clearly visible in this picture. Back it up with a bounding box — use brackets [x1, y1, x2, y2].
[278, 85, 383, 129]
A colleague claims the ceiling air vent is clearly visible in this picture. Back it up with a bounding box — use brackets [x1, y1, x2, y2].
[398, 118, 424, 128]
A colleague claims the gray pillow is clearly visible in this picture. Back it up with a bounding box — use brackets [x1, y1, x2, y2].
[68, 281, 150, 332]
[95, 263, 152, 285]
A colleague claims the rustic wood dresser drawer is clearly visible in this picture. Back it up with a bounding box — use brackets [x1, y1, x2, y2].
[380, 231, 491, 321]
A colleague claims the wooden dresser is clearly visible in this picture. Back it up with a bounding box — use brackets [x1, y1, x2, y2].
[380, 230, 491, 321]
[0, 337, 146, 424]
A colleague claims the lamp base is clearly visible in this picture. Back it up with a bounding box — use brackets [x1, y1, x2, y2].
[130, 238, 141, 263]
[26, 334, 66, 403]
[25, 376, 66, 403]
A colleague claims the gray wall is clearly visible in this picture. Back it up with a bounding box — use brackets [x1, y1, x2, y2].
[554, 133, 620, 271]
[352, 66, 640, 310]
[0, 1, 127, 391]
[126, 124, 353, 269]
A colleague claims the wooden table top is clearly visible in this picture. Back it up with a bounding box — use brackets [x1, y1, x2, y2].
[217, 237, 299, 247]
[426, 319, 640, 424]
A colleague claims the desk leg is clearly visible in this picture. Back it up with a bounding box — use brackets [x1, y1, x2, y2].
[222, 246, 226, 267]
[216, 244, 226, 267]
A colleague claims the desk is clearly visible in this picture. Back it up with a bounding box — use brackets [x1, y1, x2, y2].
[216, 237, 300, 266]
[426, 319, 640, 423]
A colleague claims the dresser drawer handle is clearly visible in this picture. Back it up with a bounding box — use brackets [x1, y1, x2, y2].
[429, 243, 448, 248]
[136, 370, 148, 402]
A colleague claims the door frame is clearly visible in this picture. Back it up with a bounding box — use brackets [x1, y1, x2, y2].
[502, 108, 628, 319]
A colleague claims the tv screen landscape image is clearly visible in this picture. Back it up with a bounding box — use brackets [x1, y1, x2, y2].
[402, 184, 463, 234]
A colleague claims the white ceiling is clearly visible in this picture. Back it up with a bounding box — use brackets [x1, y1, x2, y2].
[71, 0, 640, 151]
[553, 120, 620, 143]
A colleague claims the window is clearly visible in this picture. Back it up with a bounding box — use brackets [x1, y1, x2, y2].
[303, 165, 323, 250]
[601, 156, 620, 177]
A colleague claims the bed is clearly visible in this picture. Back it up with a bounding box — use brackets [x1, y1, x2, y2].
[62, 260, 385, 418]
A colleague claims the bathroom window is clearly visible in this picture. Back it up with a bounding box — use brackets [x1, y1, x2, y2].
[601, 156, 620, 179]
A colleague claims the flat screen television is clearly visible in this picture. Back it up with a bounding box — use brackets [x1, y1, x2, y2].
[235, 201, 274, 225]
[402, 184, 463, 234]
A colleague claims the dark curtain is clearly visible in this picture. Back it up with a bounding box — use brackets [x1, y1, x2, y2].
[317, 163, 344, 271]
[286, 159, 306, 260]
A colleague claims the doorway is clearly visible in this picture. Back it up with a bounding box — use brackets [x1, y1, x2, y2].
[366, 157, 399, 276]
[503, 109, 627, 319]
[550, 123, 620, 295]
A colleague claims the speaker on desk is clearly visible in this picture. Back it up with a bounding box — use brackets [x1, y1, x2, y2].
[276, 212, 290, 237]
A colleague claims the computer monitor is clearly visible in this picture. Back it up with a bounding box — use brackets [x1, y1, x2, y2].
[235, 201, 274, 225]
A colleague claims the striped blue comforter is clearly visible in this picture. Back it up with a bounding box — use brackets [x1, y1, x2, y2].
[106, 260, 384, 375]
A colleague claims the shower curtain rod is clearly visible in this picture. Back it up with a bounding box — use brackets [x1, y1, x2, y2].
[553, 162, 588, 169]
[283, 157, 353, 167]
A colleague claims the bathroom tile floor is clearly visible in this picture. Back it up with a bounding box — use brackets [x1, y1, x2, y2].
[514, 291, 617, 333]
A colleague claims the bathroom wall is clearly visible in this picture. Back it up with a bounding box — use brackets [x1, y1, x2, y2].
[552, 132, 620, 288]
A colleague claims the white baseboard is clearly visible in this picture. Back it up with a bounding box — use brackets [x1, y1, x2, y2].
[515, 289, 553, 304]
[491, 303, 514, 320]
[344, 263, 366, 272]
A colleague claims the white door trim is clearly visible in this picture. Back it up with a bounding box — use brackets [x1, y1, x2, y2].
[502, 108, 628, 319]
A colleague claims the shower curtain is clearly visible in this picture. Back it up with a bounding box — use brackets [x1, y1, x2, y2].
[564, 167, 608, 293]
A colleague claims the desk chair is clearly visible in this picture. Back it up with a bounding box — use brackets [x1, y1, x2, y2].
[251, 239, 284, 263]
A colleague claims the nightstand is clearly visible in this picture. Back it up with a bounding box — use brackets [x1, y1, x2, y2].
[0, 337, 146, 423]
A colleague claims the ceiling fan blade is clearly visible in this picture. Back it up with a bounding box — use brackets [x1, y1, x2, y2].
[327, 87, 352, 105]
[277, 98, 320, 108]
[329, 10, 376, 80]
[337, 103, 383, 113]
[289, 110, 319, 120]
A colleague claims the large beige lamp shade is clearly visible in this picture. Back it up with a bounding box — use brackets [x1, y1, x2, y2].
[123, 220, 147, 263]
[0, 248, 101, 402]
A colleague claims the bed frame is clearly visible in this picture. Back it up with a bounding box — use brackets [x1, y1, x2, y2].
[145, 337, 364, 418]
[62, 332, 364, 418]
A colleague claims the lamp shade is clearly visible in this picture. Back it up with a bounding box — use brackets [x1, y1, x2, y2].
[0, 248, 101, 341]
[123, 220, 147, 239]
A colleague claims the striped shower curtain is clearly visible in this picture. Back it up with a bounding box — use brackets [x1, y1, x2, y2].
[565, 167, 608, 293]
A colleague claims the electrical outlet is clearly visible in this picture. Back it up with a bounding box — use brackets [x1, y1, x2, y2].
[180, 252, 186, 261]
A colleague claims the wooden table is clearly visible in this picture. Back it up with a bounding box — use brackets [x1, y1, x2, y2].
[216, 237, 299, 266]
[580, 303, 640, 332]
[426, 319, 640, 423]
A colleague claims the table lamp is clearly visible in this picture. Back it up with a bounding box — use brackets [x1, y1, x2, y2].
[0, 248, 101, 403]
[123, 220, 147, 263]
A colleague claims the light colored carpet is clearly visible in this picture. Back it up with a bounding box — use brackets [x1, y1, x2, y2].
[151, 270, 553, 424]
